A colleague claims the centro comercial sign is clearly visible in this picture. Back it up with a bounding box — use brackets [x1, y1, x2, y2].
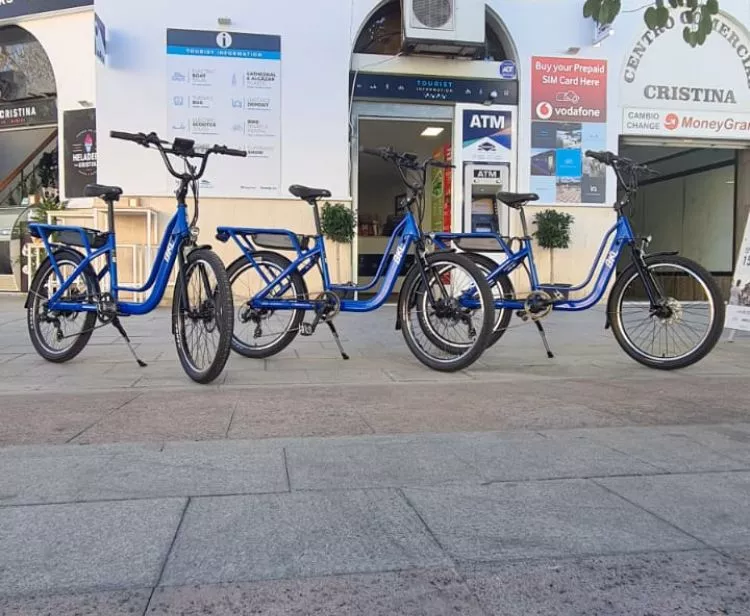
[620, 10, 750, 139]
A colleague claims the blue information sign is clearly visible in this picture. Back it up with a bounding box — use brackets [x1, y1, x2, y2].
[350, 72, 518, 105]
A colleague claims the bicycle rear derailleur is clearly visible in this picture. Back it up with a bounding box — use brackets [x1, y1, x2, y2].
[300, 291, 349, 360]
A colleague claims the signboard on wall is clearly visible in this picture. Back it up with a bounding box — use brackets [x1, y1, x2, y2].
[350, 72, 518, 106]
[95, 13, 106, 65]
[726, 215, 750, 333]
[63, 108, 97, 199]
[0, 0, 92, 19]
[623, 107, 750, 140]
[462, 109, 513, 163]
[530, 56, 607, 204]
[457, 105, 517, 234]
[0, 98, 56, 129]
[621, 11, 750, 116]
[166, 28, 282, 197]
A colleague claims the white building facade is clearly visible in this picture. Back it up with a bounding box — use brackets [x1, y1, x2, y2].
[2, 0, 749, 296]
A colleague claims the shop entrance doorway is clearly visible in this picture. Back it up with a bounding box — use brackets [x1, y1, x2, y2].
[0, 24, 58, 292]
[351, 102, 453, 298]
[618, 140, 741, 299]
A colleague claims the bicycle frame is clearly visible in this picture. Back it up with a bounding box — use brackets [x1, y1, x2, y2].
[28, 204, 191, 315]
[432, 214, 638, 312]
[217, 210, 423, 313]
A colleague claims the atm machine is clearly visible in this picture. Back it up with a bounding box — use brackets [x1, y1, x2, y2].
[462, 162, 509, 254]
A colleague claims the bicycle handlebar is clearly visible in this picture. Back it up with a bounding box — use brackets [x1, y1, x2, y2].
[110, 130, 247, 180]
[360, 146, 455, 170]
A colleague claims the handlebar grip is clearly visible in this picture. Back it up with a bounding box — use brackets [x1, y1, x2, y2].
[585, 150, 617, 165]
[429, 161, 455, 169]
[360, 147, 386, 157]
[215, 145, 247, 157]
[110, 130, 146, 143]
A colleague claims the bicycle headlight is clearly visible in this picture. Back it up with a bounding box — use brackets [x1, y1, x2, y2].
[190, 227, 200, 242]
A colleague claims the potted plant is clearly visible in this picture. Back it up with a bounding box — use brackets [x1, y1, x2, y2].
[320, 201, 356, 283]
[532, 209, 574, 298]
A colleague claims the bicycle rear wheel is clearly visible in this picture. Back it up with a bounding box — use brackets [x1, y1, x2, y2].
[172, 248, 234, 383]
[609, 254, 724, 369]
[27, 248, 99, 363]
[399, 252, 494, 372]
[462, 252, 515, 348]
[227, 252, 307, 359]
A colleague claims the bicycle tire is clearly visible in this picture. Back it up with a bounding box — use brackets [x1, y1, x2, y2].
[462, 252, 515, 348]
[608, 254, 725, 370]
[399, 251, 494, 372]
[172, 248, 234, 383]
[26, 248, 99, 363]
[227, 252, 307, 359]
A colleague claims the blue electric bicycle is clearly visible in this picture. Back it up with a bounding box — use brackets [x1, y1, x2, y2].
[216, 146, 496, 372]
[431, 150, 725, 370]
[25, 130, 245, 383]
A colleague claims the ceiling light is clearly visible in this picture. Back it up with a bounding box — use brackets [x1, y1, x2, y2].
[421, 127, 444, 137]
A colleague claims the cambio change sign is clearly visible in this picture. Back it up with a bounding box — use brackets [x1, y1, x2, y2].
[621, 10, 750, 139]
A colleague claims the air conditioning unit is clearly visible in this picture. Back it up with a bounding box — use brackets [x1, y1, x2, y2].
[402, 0, 485, 57]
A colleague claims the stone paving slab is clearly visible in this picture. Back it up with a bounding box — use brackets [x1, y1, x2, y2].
[148, 569, 484, 616]
[544, 425, 750, 472]
[160, 490, 450, 586]
[70, 390, 238, 444]
[597, 471, 750, 549]
[0, 588, 151, 616]
[286, 433, 486, 490]
[77, 439, 288, 502]
[402, 480, 702, 562]
[460, 550, 750, 616]
[0, 498, 186, 595]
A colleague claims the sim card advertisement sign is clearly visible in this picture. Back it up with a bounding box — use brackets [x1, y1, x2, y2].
[530, 57, 608, 205]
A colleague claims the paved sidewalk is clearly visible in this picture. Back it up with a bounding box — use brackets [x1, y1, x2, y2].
[2, 295, 750, 614]
[2, 425, 750, 614]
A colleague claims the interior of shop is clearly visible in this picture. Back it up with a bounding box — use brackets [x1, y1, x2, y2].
[618, 142, 738, 297]
[356, 118, 452, 291]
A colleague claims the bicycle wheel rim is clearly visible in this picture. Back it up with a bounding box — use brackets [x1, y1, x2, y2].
[403, 258, 489, 363]
[614, 262, 715, 363]
[175, 256, 227, 374]
[229, 258, 300, 352]
[31, 258, 95, 357]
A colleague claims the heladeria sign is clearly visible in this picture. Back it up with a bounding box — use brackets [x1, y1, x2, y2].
[63, 108, 97, 199]
[0, 0, 92, 19]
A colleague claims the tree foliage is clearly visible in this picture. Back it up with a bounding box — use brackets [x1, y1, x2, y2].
[320, 202, 356, 244]
[583, 0, 720, 47]
[532, 209, 574, 251]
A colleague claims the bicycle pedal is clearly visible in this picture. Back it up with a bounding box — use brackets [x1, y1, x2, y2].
[300, 322, 314, 336]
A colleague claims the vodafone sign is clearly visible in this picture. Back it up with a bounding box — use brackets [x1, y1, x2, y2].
[531, 57, 608, 122]
[623, 107, 750, 139]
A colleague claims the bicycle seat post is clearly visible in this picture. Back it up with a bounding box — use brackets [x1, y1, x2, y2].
[308, 197, 323, 236]
[518, 205, 530, 238]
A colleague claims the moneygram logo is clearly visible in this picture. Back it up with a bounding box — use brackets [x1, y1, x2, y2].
[664, 113, 680, 131]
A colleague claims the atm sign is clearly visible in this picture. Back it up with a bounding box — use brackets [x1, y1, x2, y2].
[472, 168, 503, 184]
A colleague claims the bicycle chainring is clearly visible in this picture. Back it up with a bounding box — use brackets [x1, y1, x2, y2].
[524, 290, 553, 321]
[314, 291, 341, 322]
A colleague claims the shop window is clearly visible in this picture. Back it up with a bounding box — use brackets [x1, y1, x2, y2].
[0, 25, 56, 101]
[353, 0, 508, 60]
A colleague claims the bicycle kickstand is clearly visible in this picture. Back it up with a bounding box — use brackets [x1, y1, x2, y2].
[534, 320, 555, 359]
[326, 320, 350, 360]
[111, 316, 148, 367]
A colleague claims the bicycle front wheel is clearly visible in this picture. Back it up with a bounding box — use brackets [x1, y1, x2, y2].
[399, 252, 494, 372]
[172, 248, 234, 383]
[609, 254, 724, 370]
